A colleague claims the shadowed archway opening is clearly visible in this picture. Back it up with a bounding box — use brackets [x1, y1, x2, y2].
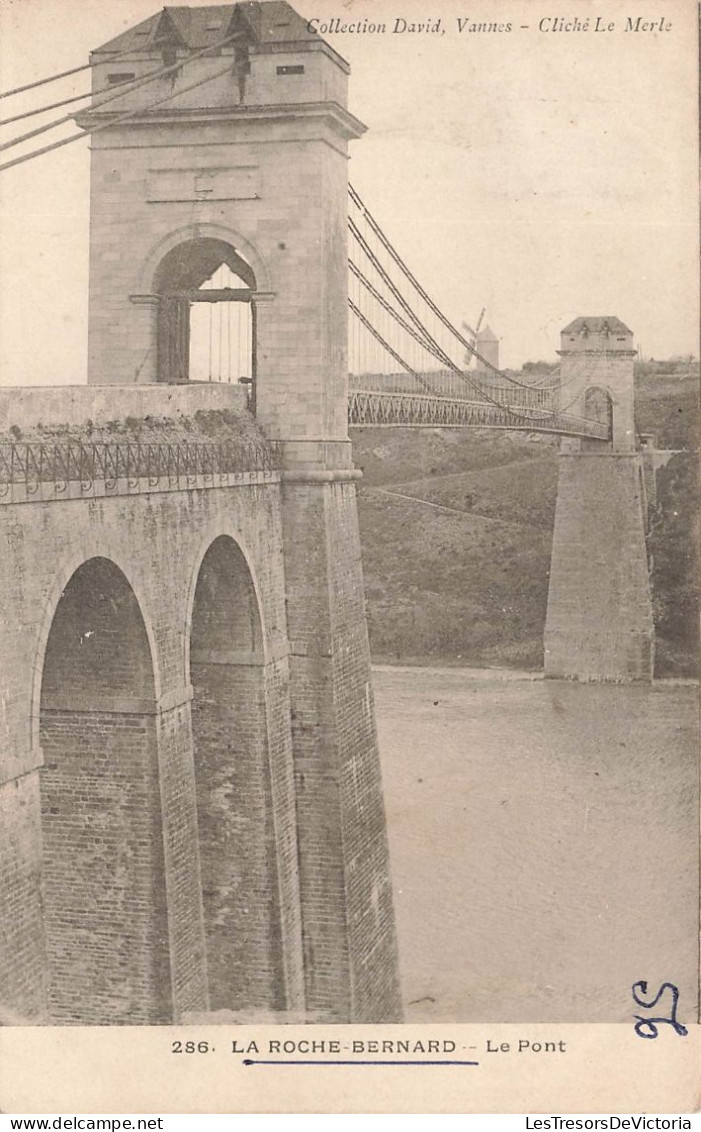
[584, 386, 614, 443]
[154, 238, 256, 399]
[39, 558, 171, 1025]
[189, 536, 284, 1013]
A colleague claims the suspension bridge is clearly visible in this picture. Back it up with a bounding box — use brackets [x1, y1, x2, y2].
[0, 1, 654, 1037]
[346, 185, 611, 440]
[0, 11, 613, 445]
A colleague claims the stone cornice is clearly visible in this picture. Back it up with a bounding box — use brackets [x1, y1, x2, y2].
[76, 100, 367, 142]
[557, 349, 638, 357]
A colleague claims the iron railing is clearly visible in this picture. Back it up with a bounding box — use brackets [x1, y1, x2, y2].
[348, 389, 612, 440]
[348, 370, 560, 411]
[0, 438, 283, 493]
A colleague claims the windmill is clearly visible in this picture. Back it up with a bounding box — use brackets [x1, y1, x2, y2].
[462, 308, 486, 368]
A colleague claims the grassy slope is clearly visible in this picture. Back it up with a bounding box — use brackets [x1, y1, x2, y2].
[353, 371, 698, 674]
[355, 430, 559, 669]
[634, 372, 699, 449]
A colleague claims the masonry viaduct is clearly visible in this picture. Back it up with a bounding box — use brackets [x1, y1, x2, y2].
[0, 2, 402, 1026]
[0, 2, 654, 1027]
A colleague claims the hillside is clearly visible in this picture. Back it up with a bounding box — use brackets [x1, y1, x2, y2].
[352, 369, 698, 675]
[634, 370, 699, 449]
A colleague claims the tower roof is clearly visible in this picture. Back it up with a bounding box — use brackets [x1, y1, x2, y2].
[93, 2, 318, 55]
[561, 316, 632, 336]
[476, 324, 498, 342]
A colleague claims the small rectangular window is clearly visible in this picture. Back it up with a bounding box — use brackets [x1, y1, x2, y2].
[108, 72, 136, 84]
[277, 65, 304, 75]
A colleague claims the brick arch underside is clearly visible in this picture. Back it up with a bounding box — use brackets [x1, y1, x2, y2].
[39, 557, 171, 1025]
[190, 535, 285, 1014]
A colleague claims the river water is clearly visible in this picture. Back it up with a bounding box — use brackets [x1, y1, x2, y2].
[373, 665, 699, 1023]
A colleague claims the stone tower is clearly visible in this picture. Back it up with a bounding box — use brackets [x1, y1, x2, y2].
[556, 317, 637, 449]
[74, 2, 402, 1022]
[544, 317, 654, 681]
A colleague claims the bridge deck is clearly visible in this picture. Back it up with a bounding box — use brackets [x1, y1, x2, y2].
[348, 389, 611, 440]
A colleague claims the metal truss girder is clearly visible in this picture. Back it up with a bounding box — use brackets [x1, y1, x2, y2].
[347, 390, 611, 440]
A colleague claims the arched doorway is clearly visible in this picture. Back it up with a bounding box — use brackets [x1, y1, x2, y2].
[154, 238, 256, 399]
[189, 536, 284, 1013]
[584, 385, 614, 439]
[39, 558, 171, 1024]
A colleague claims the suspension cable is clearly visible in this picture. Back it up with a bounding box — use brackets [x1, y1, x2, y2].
[0, 34, 151, 101]
[350, 222, 584, 426]
[349, 259, 446, 363]
[0, 63, 93, 101]
[348, 299, 434, 391]
[350, 187, 610, 432]
[349, 184, 538, 389]
[0, 59, 235, 174]
[349, 216, 519, 410]
[0, 27, 245, 155]
[0, 67, 163, 129]
[350, 218, 451, 364]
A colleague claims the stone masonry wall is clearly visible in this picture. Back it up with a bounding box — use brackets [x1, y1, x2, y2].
[326, 483, 402, 1021]
[40, 710, 170, 1024]
[281, 477, 403, 1022]
[191, 662, 284, 1014]
[560, 352, 637, 451]
[545, 452, 655, 681]
[39, 558, 170, 1024]
[189, 536, 286, 1014]
[85, 118, 358, 443]
[0, 461, 304, 1023]
[0, 773, 46, 1020]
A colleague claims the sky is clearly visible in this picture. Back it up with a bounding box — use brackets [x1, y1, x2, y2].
[0, 0, 698, 384]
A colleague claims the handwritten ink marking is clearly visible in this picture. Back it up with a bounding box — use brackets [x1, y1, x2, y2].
[632, 980, 688, 1039]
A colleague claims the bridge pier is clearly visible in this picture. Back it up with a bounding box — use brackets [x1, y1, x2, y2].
[545, 450, 655, 681]
[280, 445, 401, 1022]
[544, 319, 655, 682]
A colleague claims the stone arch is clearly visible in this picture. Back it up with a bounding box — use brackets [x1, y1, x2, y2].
[30, 546, 161, 757]
[154, 239, 257, 294]
[140, 222, 272, 296]
[184, 525, 268, 677]
[188, 534, 285, 1013]
[584, 385, 614, 440]
[38, 556, 171, 1024]
[151, 235, 260, 386]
